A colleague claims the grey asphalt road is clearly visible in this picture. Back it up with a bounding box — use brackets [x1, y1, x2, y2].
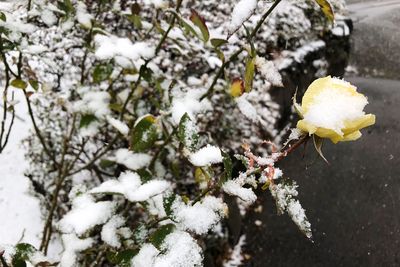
[347, 0, 400, 79]
[243, 77, 400, 266]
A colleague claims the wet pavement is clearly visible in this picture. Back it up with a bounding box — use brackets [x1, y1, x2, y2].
[243, 76, 400, 266]
[347, 0, 400, 79]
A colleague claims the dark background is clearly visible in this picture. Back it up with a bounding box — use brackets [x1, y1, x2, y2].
[242, 0, 400, 266]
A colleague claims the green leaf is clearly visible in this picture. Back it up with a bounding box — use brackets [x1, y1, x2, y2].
[163, 194, 176, 217]
[314, 0, 334, 23]
[139, 65, 153, 82]
[131, 115, 158, 152]
[136, 169, 152, 183]
[313, 135, 329, 164]
[10, 79, 27, 90]
[99, 159, 115, 169]
[220, 151, 232, 185]
[0, 12, 6, 21]
[126, 14, 142, 28]
[29, 80, 39, 91]
[189, 9, 209, 42]
[149, 224, 176, 249]
[93, 63, 113, 83]
[57, 0, 75, 16]
[244, 57, 255, 92]
[12, 243, 36, 267]
[178, 113, 199, 152]
[79, 114, 97, 128]
[210, 38, 228, 48]
[106, 249, 138, 267]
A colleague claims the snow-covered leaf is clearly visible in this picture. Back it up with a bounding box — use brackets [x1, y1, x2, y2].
[131, 115, 158, 152]
[178, 113, 199, 152]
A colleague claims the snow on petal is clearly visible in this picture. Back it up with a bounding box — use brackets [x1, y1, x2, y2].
[189, 145, 223, 166]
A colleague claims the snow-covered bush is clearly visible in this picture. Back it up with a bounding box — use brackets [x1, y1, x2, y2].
[0, 0, 370, 266]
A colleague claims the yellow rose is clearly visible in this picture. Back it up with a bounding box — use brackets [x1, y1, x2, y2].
[296, 76, 375, 144]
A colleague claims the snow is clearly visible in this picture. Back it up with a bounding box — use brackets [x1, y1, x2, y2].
[0, 88, 42, 249]
[59, 194, 116, 236]
[222, 179, 257, 204]
[60, 234, 93, 267]
[74, 91, 110, 118]
[172, 196, 226, 235]
[41, 9, 57, 26]
[223, 235, 246, 267]
[107, 116, 129, 135]
[206, 56, 222, 69]
[90, 171, 171, 202]
[101, 215, 125, 248]
[254, 56, 283, 87]
[143, 0, 168, 9]
[189, 145, 223, 166]
[170, 89, 212, 124]
[287, 199, 312, 238]
[269, 182, 312, 238]
[236, 93, 259, 122]
[94, 34, 155, 67]
[132, 230, 203, 267]
[76, 2, 93, 28]
[302, 78, 368, 134]
[153, 231, 203, 267]
[112, 148, 151, 170]
[229, 0, 258, 32]
[331, 20, 350, 36]
[131, 243, 159, 267]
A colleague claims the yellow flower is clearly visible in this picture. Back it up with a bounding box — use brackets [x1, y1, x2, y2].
[296, 76, 375, 143]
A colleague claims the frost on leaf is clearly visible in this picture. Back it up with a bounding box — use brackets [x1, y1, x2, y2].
[172, 196, 226, 235]
[269, 181, 312, 238]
